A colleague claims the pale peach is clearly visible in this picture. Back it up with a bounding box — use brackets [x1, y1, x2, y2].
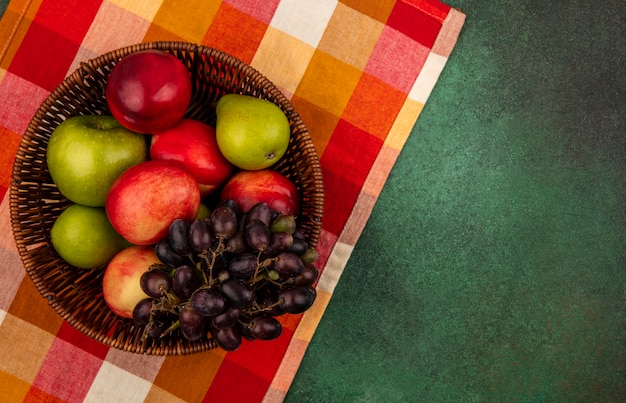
[102, 245, 160, 319]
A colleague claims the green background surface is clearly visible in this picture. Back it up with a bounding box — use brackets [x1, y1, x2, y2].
[287, 1, 626, 402]
[1, 1, 624, 401]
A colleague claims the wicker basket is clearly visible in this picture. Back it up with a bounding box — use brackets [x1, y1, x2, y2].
[10, 42, 324, 355]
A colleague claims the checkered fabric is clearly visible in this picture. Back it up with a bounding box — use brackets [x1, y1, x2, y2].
[0, 0, 464, 401]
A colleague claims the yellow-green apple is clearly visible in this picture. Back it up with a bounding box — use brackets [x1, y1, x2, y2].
[46, 115, 148, 207]
[150, 119, 234, 195]
[105, 160, 201, 245]
[102, 245, 160, 318]
[106, 49, 192, 134]
[50, 204, 131, 269]
[196, 203, 211, 220]
[220, 169, 300, 214]
[215, 94, 291, 170]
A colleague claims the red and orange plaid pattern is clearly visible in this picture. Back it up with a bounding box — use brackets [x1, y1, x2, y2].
[0, 0, 464, 401]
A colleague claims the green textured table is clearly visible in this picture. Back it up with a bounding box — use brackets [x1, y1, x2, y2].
[287, 1, 626, 401]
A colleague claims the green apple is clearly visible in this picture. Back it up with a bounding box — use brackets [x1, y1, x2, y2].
[50, 204, 132, 269]
[46, 115, 148, 207]
[215, 94, 291, 170]
[196, 202, 211, 220]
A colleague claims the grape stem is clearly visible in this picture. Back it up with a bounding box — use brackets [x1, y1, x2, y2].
[251, 254, 277, 285]
[160, 319, 180, 338]
[242, 299, 282, 316]
[258, 275, 283, 288]
[201, 238, 228, 287]
[195, 251, 211, 285]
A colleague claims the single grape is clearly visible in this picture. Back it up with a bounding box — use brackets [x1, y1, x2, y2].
[292, 229, 306, 240]
[220, 279, 255, 307]
[228, 252, 258, 279]
[288, 237, 308, 256]
[179, 304, 207, 341]
[247, 315, 282, 340]
[132, 298, 154, 326]
[274, 252, 304, 277]
[172, 264, 201, 300]
[211, 306, 241, 329]
[267, 269, 280, 281]
[300, 247, 319, 263]
[217, 270, 230, 283]
[190, 287, 226, 316]
[225, 231, 248, 254]
[238, 321, 256, 341]
[211, 324, 242, 351]
[188, 219, 212, 252]
[210, 205, 238, 239]
[279, 286, 316, 314]
[220, 199, 238, 215]
[245, 219, 270, 251]
[264, 231, 293, 257]
[155, 238, 187, 268]
[140, 268, 173, 298]
[245, 202, 273, 226]
[293, 263, 320, 286]
[145, 319, 170, 339]
[270, 214, 296, 234]
[169, 219, 193, 255]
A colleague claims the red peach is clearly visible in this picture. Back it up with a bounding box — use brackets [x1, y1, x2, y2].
[106, 160, 200, 245]
[220, 169, 300, 215]
[150, 119, 234, 196]
[106, 49, 192, 134]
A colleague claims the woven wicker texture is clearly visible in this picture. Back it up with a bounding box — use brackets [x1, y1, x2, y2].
[10, 41, 324, 356]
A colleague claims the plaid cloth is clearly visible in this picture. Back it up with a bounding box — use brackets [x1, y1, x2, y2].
[0, 0, 464, 401]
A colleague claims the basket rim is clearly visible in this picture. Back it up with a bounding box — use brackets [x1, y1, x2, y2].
[9, 41, 324, 355]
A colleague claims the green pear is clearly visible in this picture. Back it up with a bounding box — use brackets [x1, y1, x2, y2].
[215, 94, 291, 170]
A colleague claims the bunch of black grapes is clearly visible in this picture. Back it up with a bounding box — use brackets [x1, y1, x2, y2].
[132, 201, 320, 351]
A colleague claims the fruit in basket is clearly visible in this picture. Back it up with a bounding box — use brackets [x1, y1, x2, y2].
[106, 49, 192, 134]
[50, 204, 131, 269]
[215, 94, 291, 170]
[220, 169, 299, 214]
[105, 160, 201, 245]
[130, 201, 320, 351]
[13, 43, 323, 357]
[196, 203, 211, 220]
[246, 315, 282, 340]
[46, 115, 148, 207]
[150, 119, 234, 195]
[102, 245, 161, 319]
[140, 267, 174, 299]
